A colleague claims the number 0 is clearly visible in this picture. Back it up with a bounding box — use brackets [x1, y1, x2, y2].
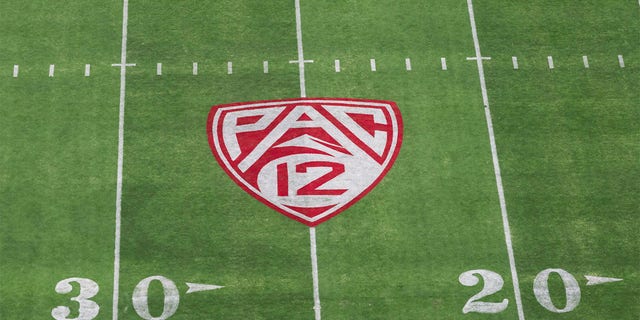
[533, 268, 581, 313]
[132, 276, 180, 320]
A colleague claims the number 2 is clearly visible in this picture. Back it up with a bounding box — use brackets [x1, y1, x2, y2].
[458, 270, 509, 314]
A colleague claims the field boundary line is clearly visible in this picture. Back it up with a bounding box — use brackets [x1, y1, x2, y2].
[112, 0, 130, 318]
[465, 0, 525, 319]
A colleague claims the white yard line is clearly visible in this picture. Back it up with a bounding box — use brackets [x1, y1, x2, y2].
[582, 56, 589, 69]
[193, 62, 198, 75]
[112, 0, 130, 318]
[335, 59, 341, 72]
[405, 58, 412, 71]
[370, 58, 377, 71]
[13, 65, 18, 78]
[465, 1, 525, 319]
[85, 64, 91, 77]
[49, 64, 55, 77]
[227, 61, 233, 74]
[157, 63, 162, 76]
[263, 60, 269, 73]
[618, 54, 625, 68]
[309, 227, 321, 320]
[512, 56, 518, 70]
[292, 1, 321, 319]
[547, 56, 554, 69]
[441, 57, 447, 70]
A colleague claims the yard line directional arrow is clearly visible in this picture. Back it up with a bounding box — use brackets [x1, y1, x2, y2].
[185, 282, 224, 294]
[585, 275, 623, 286]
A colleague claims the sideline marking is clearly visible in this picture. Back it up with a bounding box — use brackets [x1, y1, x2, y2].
[370, 58, 377, 71]
[85, 64, 91, 77]
[547, 56, 554, 69]
[334, 59, 341, 72]
[293, 1, 321, 318]
[405, 58, 412, 71]
[227, 61, 233, 74]
[13, 65, 18, 78]
[193, 62, 198, 75]
[618, 55, 625, 68]
[466, 0, 525, 319]
[585, 275, 623, 286]
[512, 56, 519, 70]
[441, 57, 447, 70]
[112, 0, 130, 318]
[185, 282, 224, 294]
[49, 64, 55, 77]
[583, 56, 589, 69]
[263, 60, 269, 73]
[156, 63, 162, 76]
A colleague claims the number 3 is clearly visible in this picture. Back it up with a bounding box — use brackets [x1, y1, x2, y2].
[51, 277, 100, 320]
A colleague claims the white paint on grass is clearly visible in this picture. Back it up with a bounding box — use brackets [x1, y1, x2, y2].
[156, 63, 162, 76]
[512, 56, 519, 69]
[49, 64, 55, 77]
[185, 282, 224, 294]
[227, 61, 233, 74]
[534, 269, 580, 313]
[263, 61, 269, 73]
[585, 275, 623, 286]
[334, 59, 341, 72]
[13, 65, 18, 78]
[441, 57, 447, 70]
[465, 0, 525, 319]
[405, 58, 412, 71]
[309, 227, 321, 320]
[291, 2, 321, 319]
[547, 56, 554, 69]
[370, 58, 376, 71]
[51, 278, 100, 320]
[85, 64, 91, 77]
[112, 0, 131, 319]
[459, 270, 508, 314]
[618, 54, 625, 68]
[582, 56, 589, 69]
[192, 62, 198, 75]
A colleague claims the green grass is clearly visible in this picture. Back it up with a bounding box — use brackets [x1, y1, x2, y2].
[1, 0, 638, 319]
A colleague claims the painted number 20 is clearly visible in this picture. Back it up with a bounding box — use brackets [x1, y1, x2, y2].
[52, 276, 180, 320]
[459, 268, 581, 314]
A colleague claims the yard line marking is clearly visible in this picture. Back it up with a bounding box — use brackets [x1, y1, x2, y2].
[467, 56, 491, 61]
[112, 0, 130, 318]
[263, 60, 269, 73]
[405, 58, 412, 71]
[293, 1, 321, 318]
[310, 227, 321, 320]
[156, 63, 162, 75]
[227, 61, 233, 74]
[584, 275, 623, 286]
[185, 282, 224, 294]
[13, 65, 18, 78]
[334, 59, 341, 72]
[292, 0, 311, 98]
[583, 55, 589, 69]
[512, 56, 519, 70]
[85, 64, 91, 77]
[441, 57, 447, 70]
[370, 58, 376, 71]
[192, 62, 198, 75]
[465, 1, 525, 319]
[49, 64, 55, 77]
[618, 54, 625, 68]
[547, 56, 554, 69]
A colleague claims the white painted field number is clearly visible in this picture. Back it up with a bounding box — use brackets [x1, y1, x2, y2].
[51, 278, 100, 320]
[459, 268, 582, 314]
[133, 276, 180, 320]
[458, 270, 509, 313]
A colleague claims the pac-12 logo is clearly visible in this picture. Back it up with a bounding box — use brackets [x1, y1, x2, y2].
[207, 98, 403, 226]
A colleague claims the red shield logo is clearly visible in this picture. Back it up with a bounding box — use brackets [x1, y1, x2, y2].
[207, 98, 403, 226]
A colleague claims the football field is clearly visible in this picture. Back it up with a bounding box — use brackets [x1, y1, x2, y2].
[0, 1, 638, 319]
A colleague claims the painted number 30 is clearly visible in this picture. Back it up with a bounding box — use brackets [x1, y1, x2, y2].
[52, 276, 179, 320]
[459, 268, 581, 314]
